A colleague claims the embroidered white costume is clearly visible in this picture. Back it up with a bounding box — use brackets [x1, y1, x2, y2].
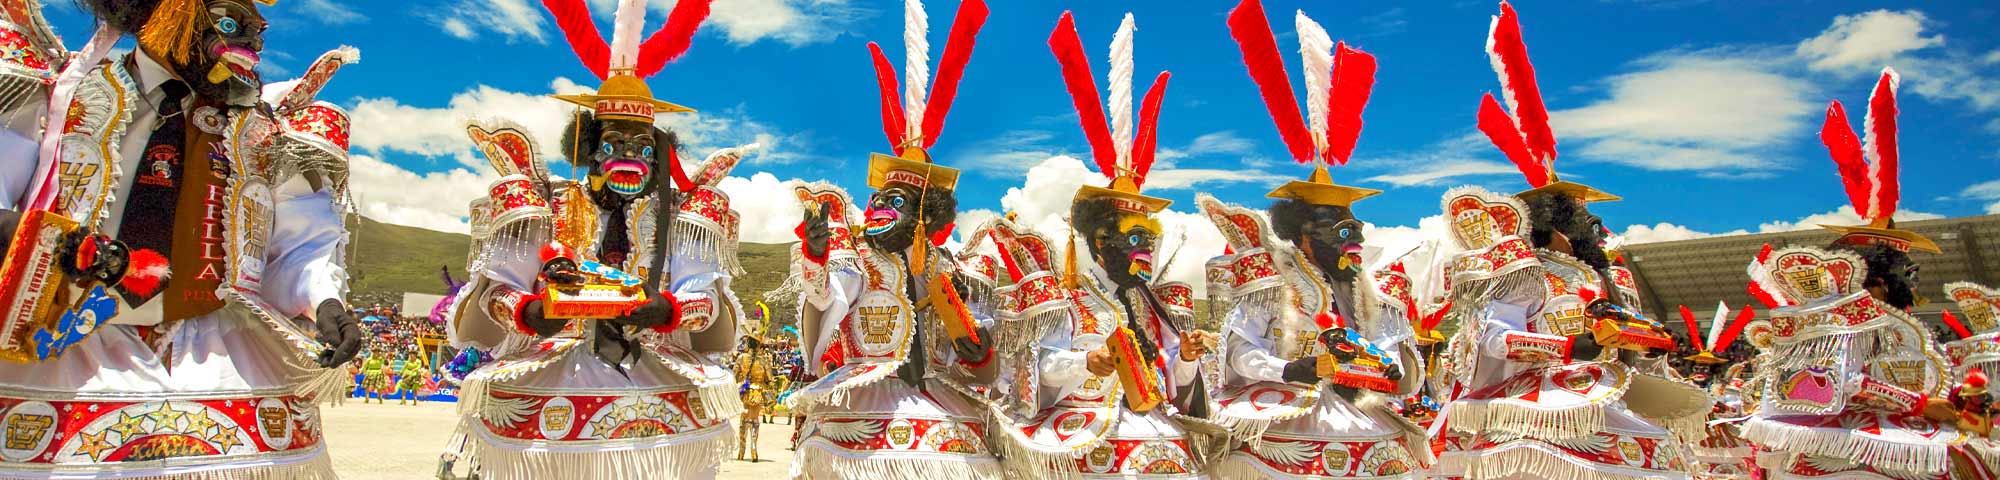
[1200, 196, 1427, 480]
[442, 123, 751, 478]
[1427, 188, 1708, 480]
[0, 10, 359, 475]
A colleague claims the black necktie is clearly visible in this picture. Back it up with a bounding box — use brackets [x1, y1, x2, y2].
[116, 80, 192, 257]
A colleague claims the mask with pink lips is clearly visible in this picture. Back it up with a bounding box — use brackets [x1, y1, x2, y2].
[1301, 216, 1367, 282]
[860, 185, 923, 253]
[585, 120, 660, 202]
[182, 0, 267, 106]
[1091, 224, 1159, 289]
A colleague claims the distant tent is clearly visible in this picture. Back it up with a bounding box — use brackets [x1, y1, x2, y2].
[362, 316, 386, 324]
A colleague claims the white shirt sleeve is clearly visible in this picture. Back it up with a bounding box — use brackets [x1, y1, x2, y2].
[1224, 306, 1290, 384]
[260, 187, 348, 319]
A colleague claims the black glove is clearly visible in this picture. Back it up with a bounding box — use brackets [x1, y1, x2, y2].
[1281, 356, 1321, 384]
[952, 326, 992, 365]
[802, 203, 832, 260]
[314, 299, 364, 368]
[1570, 333, 1605, 362]
[517, 300, 568, 337]
[610, 289, 678, 331]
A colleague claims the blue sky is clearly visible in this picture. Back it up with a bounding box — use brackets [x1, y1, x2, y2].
[41, 0, 2000, 259]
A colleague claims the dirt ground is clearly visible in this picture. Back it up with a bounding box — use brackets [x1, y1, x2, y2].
[321, 400, 797, 479]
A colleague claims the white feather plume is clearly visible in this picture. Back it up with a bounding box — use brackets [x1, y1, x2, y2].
[903, 0, 931, 141]
[1296, 10, 1335, 152]
[1862, 66, 1899, 218]
[1706, 300, 1730, 349]
[608, 0, 648, 71]
[1107, 13, 1136, 170]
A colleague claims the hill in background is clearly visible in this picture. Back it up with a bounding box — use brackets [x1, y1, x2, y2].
[347, 217, 1213, 331]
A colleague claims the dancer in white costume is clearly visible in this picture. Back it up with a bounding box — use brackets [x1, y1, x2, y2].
[777, 1, 1001, 478]
[1427, 4, 1714, 480]
[0, 0, 364, 476]
[1199, 3, 1430, 477]
[973, 10, 1222, 478]
[1738, 66, 1994, 480]
[439, 1, 755, 478]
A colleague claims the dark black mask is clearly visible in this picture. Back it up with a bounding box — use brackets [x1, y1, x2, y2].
[1529, 194, 1611, 270]
[1271, 200, 1366, 282]
[861, 183, 957, 254]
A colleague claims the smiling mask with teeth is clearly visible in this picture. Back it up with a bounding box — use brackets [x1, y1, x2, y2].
[562, 112, 676, 205]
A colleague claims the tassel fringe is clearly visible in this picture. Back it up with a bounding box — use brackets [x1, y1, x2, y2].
[468, 421, 733, 480]
[1741, 417, 1947, 476]
[791, 439, 1001, 480]
[1448, 446, 1675, 480]
[2, 447, 335, 480]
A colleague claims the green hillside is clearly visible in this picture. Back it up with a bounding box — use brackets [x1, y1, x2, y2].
[346, 217, 1215, 332]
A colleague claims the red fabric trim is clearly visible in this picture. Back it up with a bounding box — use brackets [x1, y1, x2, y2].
[510, 293, 545, 335]
[648, 291, 682, 335]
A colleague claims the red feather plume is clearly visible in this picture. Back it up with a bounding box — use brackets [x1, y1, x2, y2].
[1487, 1, 1557, 167]
[1711, 304, 1756, 352]
[1323, 42, 1376, 165]
[1678, 305, 1704, 351]
[118, 248, 171, 301]
[868, 42, 909, 153]
[1478, 94, 1546, 186]
[1820, 101, 1871, 218]
[543, 0, 611, 80]
[1865, 68, 1900, 219]
[634, 0, 712, 78]
[1945, 311, 1973, 340]
[1049, 12, 1118, 180]
[1130, 72, 1171, 187]
[666, 143, 694, 193]
[1227, 0, 1314, 164]
[920, 0, 988, 149]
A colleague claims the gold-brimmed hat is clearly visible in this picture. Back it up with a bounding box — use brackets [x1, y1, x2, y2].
[1816, 67, 1938, 254]
[1228, 3, 1382, 208]
[1052, 12, 1173, 215]
[867, 148, 961, 191]
[1475, 2, 1622, 206]
[552, 73, 695, 123]
[543, 0, 711, 123]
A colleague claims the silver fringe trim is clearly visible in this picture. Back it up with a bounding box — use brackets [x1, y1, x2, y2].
[1446, 446, 1683, 480]
[1440, 370, 1634, 441]
[1740, 417, 1948, 476]
[0, 447, 335, 480]
[790, 440, 1003, 480]
[468, 421, 733, 480]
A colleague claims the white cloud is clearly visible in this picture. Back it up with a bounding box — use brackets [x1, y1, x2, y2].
[347, 155, 493, 233]
[296, 0, 365, 25]
[1797, 10, 1944, 72]
[444, 0, 868, 47]
[1754, 205, 1942, 233]
[1620, 222, 1746, 244]
[347, 77, 807, 170]
[1617, 205, 1946, 245]
[1552, 49, 1817, 174]
[718, 172, 807, 243]
[1364, 160, 1519, 187]
[1794, 10, 2000, 113]
[430, 0, 547, 43]
[957, 129, 1281, 190]
[1959, 179, 2000, 214]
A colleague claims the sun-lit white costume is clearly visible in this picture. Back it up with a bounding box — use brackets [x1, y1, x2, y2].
[0, 2, 360, 476]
